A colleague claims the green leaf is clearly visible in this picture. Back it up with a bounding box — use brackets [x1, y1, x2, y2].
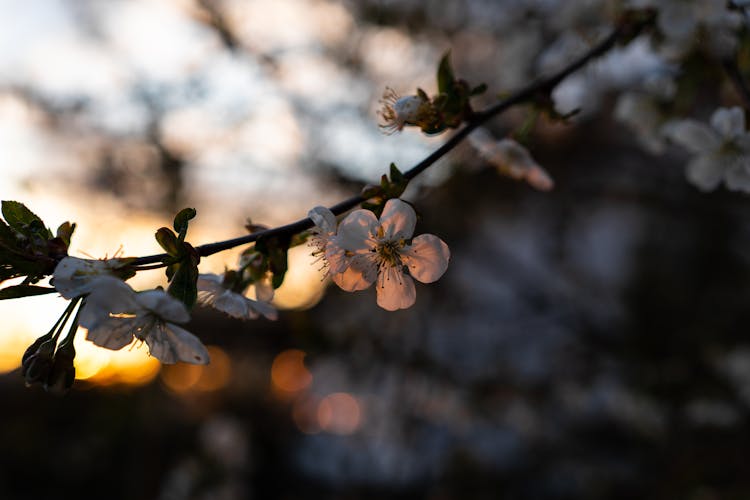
[155, 227, 182, 257]
[56, 222, 76, 247]
[256, 235, 291, 289]
[470, 83, 487, 96]
[1, 201, 50, 238]
[0, 285, 56, 300]
[437, 50, 455, 96]
[389, 163, 404, 183]
[173, 207, 196, 241]
[166, 244, 199, 309]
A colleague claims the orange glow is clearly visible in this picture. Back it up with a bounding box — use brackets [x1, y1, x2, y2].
[317, 392, 362, 435]
[272, 245, 328, 310]
[74, 333, 161, 386]
[271, 349, 313, 395]
[160, 345, 232, 394]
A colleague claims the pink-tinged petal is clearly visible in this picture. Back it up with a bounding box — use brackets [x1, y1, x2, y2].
[401, 234, 450, 283]
[145, 323, 210, 365]
[336, 210, 378, 252]
[325, 240, 349, 274]
[308, 206, 337, 234]
[711, 107, 745, 140]
[137, 290, 191, 324]
[380, 198, 416, 240]
[332, 255, 377, 291]
[376, 266, 416, 311]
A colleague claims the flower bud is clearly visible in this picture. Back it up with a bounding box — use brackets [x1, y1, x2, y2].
[21, 338, 56, 387]
[378, 88, 433, 134]
[44, 341, 76, 396]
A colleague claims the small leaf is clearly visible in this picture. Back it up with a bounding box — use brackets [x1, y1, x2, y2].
[470, 83, 488, 96]
[1, 201, 50, 238]
[167, 244, 200, 309]
[0, 284, 56, 300]
[55, 222, 76, 248]
[256, 235, 291, 289]
[437, 50, 455, 96]
[155, 228, 182, 257]
[173, 208, 196, 241]
[389, 163, 404, 183]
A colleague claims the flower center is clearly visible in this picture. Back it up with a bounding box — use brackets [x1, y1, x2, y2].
[376, 239, 404, 268]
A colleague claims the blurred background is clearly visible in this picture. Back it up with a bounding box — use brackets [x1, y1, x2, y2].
[2, 0, 750, 498]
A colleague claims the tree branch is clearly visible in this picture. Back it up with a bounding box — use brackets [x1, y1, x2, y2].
[131, 14, 654, 266]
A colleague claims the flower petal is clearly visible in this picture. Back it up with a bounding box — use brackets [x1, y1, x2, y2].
[85, 319, 136, 351]
[79, 276, 139, 329]
[197, 273, 224, 292]
[725, 156, 750, 193]
[662, 120, 720, 154]
[308, 206, 337, 234]
[380, 199, 416, 240]
[711, 106, 746, 139]
[145, 323, 210, 365]
[332, 254, 377, 291]
[214, 290, 253, 319]
[401, 234, 450, 283]
[686, 154, 724, 191]
[376, 266, 416, 311]
[53, 257, 127, 299]
[136, 290, 191, 324]
[336, 209, 379, 252]
[324, 239, 349, 274]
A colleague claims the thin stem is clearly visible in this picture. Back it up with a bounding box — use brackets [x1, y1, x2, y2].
[131, 14, 652, 267]
[722, 58, 750, 111]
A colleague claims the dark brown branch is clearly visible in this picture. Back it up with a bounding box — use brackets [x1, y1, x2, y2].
[131, 14, 654, 266]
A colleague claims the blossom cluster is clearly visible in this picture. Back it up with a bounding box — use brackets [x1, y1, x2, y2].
[46, 256, 278, 373]
[309, 198, 450, 311]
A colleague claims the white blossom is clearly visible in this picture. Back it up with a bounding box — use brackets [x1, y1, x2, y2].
[469, 128, 554, 191]
[331, 199, 450, 311]
[662, 107, 750, 192]
[52, 256, 131, 299]
[308, 206, 348, 276]
[628, 0, 741, 57]
[377, 87, 432, 134]
[79, 276, 209, 365]
[197, 273, 277, 321]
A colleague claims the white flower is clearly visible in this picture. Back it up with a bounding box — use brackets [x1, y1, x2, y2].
[469, 128, 554, 191]
[197, 273, 277, 321]
[377, 87, 432, 134]
[308, 206, 348, 276]
[331, 199, 450, 311]
[628, 0, 741, 57]
[52, 256, 131, 299]
[79, 275, 209, 365]
[662, 107, 750, 192]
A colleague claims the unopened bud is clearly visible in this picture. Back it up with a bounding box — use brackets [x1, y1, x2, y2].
[378, 88, 433, 134]
[21, 338, 56, 387]
[44, 342, 76, 396]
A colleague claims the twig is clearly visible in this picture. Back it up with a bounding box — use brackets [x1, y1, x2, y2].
[131, 14, 653, 266]
[722, 58, 750, 110]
